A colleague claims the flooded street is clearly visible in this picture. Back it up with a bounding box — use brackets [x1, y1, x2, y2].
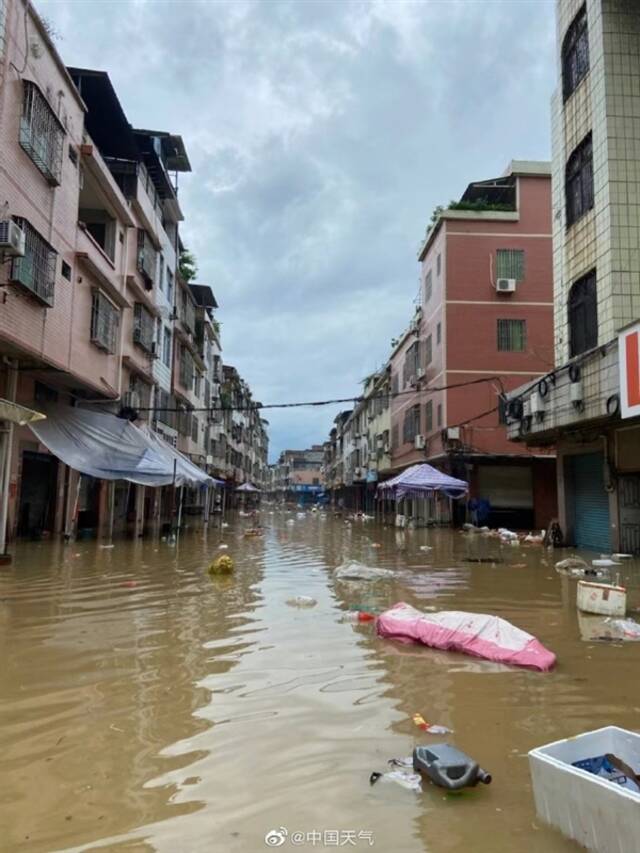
[2, 513, 640, 853]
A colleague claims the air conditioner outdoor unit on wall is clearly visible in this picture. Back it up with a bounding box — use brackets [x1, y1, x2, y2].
[0, 220, 26, 256]
[206, 454, 213, 465]
[496, 278, 516, 293]
[446, 426, 460, 441]
[414, 434, 426, 450]
[417, 367, 425, 379]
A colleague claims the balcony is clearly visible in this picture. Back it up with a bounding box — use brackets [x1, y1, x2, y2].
[137, 229, 157, 288]
[10, 218, 56, 307]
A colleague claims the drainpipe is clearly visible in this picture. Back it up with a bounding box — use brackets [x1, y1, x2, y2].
[0, 359, 18, 559]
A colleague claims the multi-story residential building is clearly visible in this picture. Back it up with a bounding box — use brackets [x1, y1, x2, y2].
[219, 364, 268, 490]
[385, 161, 557, 529]
[322, 410, 352, 502]
[271, 446, 324, 504]
[0, 2, 268, 553]
[507, 2, 640, 553]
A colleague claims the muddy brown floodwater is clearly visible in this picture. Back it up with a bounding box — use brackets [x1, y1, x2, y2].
[1, 512, 640, 852]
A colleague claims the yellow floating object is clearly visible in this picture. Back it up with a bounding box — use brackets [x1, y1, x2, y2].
[208, 555, 234, 574]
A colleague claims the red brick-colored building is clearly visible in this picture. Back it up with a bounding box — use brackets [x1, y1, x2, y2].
[389, 161, 556, 529]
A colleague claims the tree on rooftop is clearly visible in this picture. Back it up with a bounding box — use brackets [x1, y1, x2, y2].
[179, 249, 198, 283]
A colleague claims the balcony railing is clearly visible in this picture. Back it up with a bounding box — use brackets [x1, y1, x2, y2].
[105, 158, 163, 217]
[179, 347, 194, 389]
[133, 302, 155, 353]
[178, 292, 196, 336]
[10, 218, 56, 307]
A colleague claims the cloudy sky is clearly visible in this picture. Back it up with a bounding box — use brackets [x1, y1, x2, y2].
[41, 0, 556, 460]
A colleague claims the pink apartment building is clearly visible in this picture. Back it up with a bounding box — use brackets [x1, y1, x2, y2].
[389, 162, 557, 529]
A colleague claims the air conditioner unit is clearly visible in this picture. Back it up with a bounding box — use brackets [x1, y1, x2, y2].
[416, 367, 425, 379]
[206, 454, 213, 465]
[570, 381, 584, 406]
[150, 341, 158, 358]
[123, 390, 140, 409]
[0, 220, 26, 256]
[446, 426, 461, 441]
[408, 374, 417, 387]
[414, 434, 426, 450]
[496, 278, 516, 293]
[529, 391, 545, 415]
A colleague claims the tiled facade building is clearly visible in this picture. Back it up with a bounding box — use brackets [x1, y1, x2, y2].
[508, 1, 640, 553]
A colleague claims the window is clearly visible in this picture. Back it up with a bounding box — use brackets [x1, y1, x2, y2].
[179, 345, 195, 388]
[34, 381, 58, 404]
[133, 302, 155, 353]
[565, 134, 593, 227]
[10, 217, 56, 306]
[425, 399, 433, 433]
[437, 403, 443, 427]
[436, 322, 441, 344]
[436, 253, 441, 276]
[562, 5, 589, 101]
[158, 253, 164, 293]
[568, 269, 597, 357]
[19, 80, 64, 185]
[90, 290, 119, 353]
[424, 270, 432, 302]
[194, 371, 201, 398]
[137, 229, 157, 286]
[166, 267, 174, 304]
[497, 319, 527, 352]
[163, 326, 172, 367]
[391, 372, 399, 396]
[392, 424, 399, 450]
[403, 341, 420, 384]
[496, 249, 525, 281]
[191, 416, 199, 443]
[61, 261, 71, 280]
[403, 405, 421, 443]
[425, 334, 432, 365]
[498, 396, 508, 424]
[68, 146, 78, 166]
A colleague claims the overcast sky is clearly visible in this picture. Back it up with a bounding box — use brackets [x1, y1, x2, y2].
[41, 0, 556, 461]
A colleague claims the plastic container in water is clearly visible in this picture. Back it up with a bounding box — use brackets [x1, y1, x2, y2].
[412, 744, 492, 790]
[529, 725, 640, 852]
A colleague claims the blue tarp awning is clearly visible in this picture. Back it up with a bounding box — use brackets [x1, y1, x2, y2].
[377, 463, 468, 500]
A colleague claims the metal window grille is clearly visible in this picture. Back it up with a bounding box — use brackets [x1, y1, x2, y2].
[436, 322, 441, 344]
[19, 80, 64, 185]
[157, 389, 176, 429]
[137, 229, 157, 287]
[166, 267, 174, 303]
[425, 399, 433, 433]
[424, 270, 432, 302]
[565, 134, 593, 227]
[569, 269, 597, 357]
[562, 5, 589, 101]
[436, 253, 441, 276]
[191, 416, 199, 442]
[163, 327, 172, 367]
[403, 405, 420, 443]
[497, 319, 527, 352]
[496, 249, 525, 281]
[90, 290, 119, 353]
[10, 217, 56, 306]
[437, 403, 442, 427]
[179, 346, 194, 388]
[179, 290, 196, 334]
[425, 334, 432, 365]
[133, 302, 155, 352]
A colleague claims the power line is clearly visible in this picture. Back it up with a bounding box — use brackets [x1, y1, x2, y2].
[134, 375, 506, 414]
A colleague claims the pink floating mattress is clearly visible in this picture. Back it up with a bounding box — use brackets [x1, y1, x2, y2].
[377, 602, 556, 672]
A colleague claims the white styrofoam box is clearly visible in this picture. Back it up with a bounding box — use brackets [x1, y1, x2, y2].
[529, 726, 640, 853]
[577, 581, 626, 617]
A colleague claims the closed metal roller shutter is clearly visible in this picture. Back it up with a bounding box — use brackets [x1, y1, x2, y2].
[570, 452, 611, 552]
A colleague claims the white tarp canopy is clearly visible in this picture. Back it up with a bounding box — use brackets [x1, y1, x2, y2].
[0, 398, 46, 425]
[29, 405, 214, 487]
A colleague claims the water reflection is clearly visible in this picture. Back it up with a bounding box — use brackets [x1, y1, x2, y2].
[1, 512, 640, 852]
